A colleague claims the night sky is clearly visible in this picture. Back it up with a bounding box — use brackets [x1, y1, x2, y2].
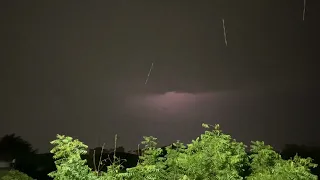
[1, 0, 319, 153]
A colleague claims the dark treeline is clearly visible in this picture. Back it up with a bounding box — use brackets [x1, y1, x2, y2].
[0, 134, 319, 179]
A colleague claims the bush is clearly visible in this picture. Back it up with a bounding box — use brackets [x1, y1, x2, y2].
[0, 170, 33, 180]
[48, 135, 96, 180]
[49, 123, 318, 180]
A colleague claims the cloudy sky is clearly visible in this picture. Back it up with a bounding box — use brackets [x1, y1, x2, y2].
[1, 0, 319, 152]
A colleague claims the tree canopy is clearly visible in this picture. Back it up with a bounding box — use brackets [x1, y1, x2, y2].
[48, 123, 318, 180]
[0, 134, 36, 161]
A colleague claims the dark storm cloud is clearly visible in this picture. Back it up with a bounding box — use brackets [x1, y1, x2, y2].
[0, 0, 319, 152]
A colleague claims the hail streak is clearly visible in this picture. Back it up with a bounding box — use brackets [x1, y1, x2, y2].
[303, 0, 306, 21]
[222, 18, 228, 46]
[145, 62, 154, 85]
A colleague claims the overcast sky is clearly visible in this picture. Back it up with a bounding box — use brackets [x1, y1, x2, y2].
[1, 0, 319, 152]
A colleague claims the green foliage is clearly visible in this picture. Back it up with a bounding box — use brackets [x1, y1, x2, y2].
[0, 170, 33, 180]
[169, 123, 248, 179]
[49, 124, 318, 180]
[164, 140, 187, 179]
[124, 136, 167, 179]
[49, 134, 95, 180]
[247, 141, 318, 180]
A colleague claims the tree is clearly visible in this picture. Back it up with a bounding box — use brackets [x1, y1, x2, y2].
[49, 134, 96, 180]
[48, 123, 318, 180]
[281, 144, 320, 176]
[165, 123, 248, 179]
[247, 141, 318, 180]
[0, 134, 36, 161]
[0, 134, 38, 178]
[125, 136, 167, 180]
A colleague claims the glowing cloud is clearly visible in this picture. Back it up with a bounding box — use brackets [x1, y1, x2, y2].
[125, 91, 217, 121]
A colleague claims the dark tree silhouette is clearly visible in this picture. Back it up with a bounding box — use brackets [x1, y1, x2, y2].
[0, 134, 36, 161]
[0, 134, 57, 179]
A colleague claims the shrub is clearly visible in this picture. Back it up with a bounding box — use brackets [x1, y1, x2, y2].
[0, 170, 33, 180]
[48, 134, 96, 180]
[49, 123, 318, 180]
[247, 141, 318, 180]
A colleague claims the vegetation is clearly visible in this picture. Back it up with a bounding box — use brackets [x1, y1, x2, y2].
[0, 170, 9, 178]
[0, 170, 33, 180]
[0, 134, 39, 179]
[0, 134, 36, 161]
[48, 123, 317, 180]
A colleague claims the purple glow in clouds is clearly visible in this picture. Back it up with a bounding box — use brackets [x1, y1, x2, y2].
[125, 91, 217, 121]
